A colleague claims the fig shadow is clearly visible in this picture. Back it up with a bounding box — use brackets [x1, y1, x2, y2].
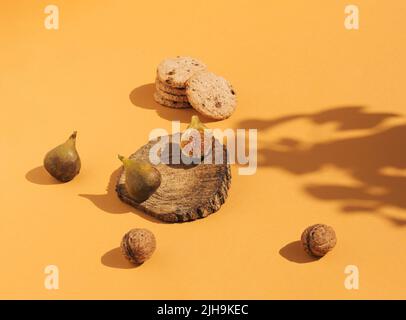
[160, 142, 199, 170]
[25, 166, 60, 185]
[79, 167, 164, 224]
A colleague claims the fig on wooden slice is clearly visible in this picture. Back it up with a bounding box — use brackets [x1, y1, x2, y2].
[118, 155, 161, 203]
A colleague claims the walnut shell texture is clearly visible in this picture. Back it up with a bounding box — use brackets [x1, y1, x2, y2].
[301, 224, 337, 257]
[120, 228, 156, 265]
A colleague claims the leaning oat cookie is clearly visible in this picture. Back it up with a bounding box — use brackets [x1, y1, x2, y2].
[153, 91, 191, 109]
[186, 71, 236, 120]
[155, 78, 186, 96]
[157, 56, 207, 88]
[155, 87, 189, 102]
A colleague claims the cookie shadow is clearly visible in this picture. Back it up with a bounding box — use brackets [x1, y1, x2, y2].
[25, 166, 60, 185]
[129, 83, 212, 123]
[101, 247, 139, 269]
[279, 241, 318, 264]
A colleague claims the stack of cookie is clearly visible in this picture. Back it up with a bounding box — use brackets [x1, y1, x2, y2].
[154, 56, 237, 120]
[154, 56, 206, 109]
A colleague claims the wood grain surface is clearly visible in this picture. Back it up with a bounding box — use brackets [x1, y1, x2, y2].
[116, 134, 231, 223]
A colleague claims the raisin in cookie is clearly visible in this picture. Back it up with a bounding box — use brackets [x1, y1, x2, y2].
[157, 56, 207, 88]
[186, 71, 236, 120]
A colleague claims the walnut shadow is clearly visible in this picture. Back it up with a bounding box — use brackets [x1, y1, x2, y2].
[79, 167, 164, 224]
[237, 106, 406, 225]
[101, 247, 139, 269]
[129, 83, 212, 123]
[279, 241, 317, 264]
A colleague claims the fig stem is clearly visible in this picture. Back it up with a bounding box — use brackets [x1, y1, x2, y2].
[69, 131, 77, 140]
[188, 115, 207, 131]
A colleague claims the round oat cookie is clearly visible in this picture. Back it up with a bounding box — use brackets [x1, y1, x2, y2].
[153, 91, 191, 109]
[157, 56, 207, 88]
[186, 71, 236, 120]
[155, 78, 186, 96]
[155, 87, 189, 102]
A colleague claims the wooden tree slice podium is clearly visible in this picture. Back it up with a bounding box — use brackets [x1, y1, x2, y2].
[116, 134, 231, 223]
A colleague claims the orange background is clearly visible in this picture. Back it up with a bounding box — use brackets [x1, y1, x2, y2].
[1, 0, 406, 299]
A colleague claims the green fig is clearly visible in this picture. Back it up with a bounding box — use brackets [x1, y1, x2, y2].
[43, 131, 81, 182]
[118, 155, 161, 203]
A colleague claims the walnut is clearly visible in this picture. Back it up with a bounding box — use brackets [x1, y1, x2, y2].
[301, 224, 337, 257]
[120, 228, 156, 265]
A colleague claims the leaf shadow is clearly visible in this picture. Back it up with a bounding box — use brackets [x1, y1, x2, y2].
[237, 106, 406, 225]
